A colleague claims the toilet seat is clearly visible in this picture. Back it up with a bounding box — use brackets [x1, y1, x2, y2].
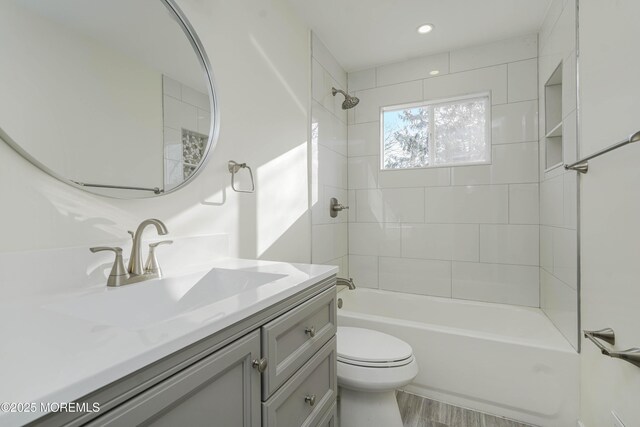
[337, 327, 415, 367]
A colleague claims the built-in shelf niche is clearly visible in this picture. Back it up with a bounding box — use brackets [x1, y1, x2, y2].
[544, 62, 563, 171]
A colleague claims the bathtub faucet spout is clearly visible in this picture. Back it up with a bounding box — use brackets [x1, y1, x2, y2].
[337, 277, 356, 290]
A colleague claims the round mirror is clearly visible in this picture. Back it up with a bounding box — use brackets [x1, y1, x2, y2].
[0, 0, 218, 198]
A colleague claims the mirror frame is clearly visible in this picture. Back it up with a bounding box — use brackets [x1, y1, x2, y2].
[0, 0, 219, 199]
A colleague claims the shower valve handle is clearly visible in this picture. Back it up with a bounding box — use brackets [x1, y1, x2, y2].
[330, 197, 349, 218]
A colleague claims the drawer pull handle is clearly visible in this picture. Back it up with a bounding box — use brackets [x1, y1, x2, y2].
[252, 358, 268, 373]
[304, 394, 316, 406]
[304, 326, 316, 337]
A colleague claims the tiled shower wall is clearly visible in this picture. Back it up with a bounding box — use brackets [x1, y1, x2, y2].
[346, 35, 541, 307]
[162, 75, 211, 190]
[310, 34, 349, 275]
[538, 0, 579, 348]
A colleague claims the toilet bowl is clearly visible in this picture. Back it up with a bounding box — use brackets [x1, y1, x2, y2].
[337, 327, 418, 427]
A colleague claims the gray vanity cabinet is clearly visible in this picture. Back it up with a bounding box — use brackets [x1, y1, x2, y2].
[28, 277, 336, 427]
[87, 331, 261, 427]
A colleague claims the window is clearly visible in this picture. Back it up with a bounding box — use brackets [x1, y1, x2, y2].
[381, 93, 491, 170]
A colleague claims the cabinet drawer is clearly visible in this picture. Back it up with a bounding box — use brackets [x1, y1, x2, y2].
[315, 403, 336, 427]
[261, 287, 336, 396]
[262, 337, 337, 427]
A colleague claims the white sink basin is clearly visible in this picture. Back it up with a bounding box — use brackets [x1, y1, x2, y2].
[44, 268, 287, 329]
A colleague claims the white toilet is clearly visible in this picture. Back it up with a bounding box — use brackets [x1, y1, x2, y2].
[337, 327, 419, 427]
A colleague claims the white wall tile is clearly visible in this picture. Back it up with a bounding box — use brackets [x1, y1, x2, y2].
[452, 262, 539, 306]
[425, 185, 509, 224]
[311, 183, 324, 226]
[540, 0, 575, 59]
[349, 223, 401, 256]
[376, 53, 449, 87]
[562, 51, 577, 117]
[348, 255, 378, 289]
[492, 101, 539, 144]
[348, 155, 378, 189]
[323, 256, 346, 277]
[379, 257, 451, 297]
[311, 32, 347, 89]
[508, 59, 538, 103]
[163, 128, 181, 160]
[378, 167, 450, 188]
[540, 225, 554, 272]
[312, 59, 348, 123]
[312, 223, 348, 264]
[312, 59, 326, 103]
[323, 186, 348, 224]
[356, 188, 424, 223]
[401, 224, 451, 261]
[553, 227, 577, 289]
[347, 189, 356, 223]
[562, 111, 578, 165]
[451, 142, 539, 186]
[181, 85, 209, 111]
[401, 224, 479, 262]
[348, 68, 376, 92]
[179, 102, 198, 131]
[540, 268, 578, 347]
[423, 65, 507, 105]
[563, 171, 577, 229]
[197, 108, 211, 135]
[480, 224, 539, 266]
[540, 174, 564, 226]
[509, 183, 540, 224]
[313, 102, 348, 156]
[162, 75, 181, 99]
[164, 95, 196, 131]
[355, 189, 383, 222]
[354, 80, 422, 124]
[348, 122, 379, 157]
[539, 0, 566, 52]
[318, 145, 347, 189]
[450, 34, 537, 73]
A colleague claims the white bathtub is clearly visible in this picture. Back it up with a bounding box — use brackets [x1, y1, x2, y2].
[337, 288, 579, 427]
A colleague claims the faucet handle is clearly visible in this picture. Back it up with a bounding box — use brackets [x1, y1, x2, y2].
[90, 247, 129, 287]
[149, 240, 173, 249]
[144, 240, 173, 277]
[127, 230, 135, 240]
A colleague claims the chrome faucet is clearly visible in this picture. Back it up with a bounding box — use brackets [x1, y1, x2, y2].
[90, 218, 172, 287]
[336, 277, 355, 309]
[336, 277, 356, 290]
[128, 219, 169, 276]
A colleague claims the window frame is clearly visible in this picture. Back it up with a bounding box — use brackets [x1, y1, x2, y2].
[379, 91, 492, 171]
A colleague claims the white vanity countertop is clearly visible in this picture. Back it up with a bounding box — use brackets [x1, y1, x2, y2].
[0, 258, 337, 427]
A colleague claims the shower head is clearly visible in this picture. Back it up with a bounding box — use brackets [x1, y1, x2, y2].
[332, 87, 359, 110]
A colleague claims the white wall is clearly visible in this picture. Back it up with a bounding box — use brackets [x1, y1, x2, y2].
[0, 0, 311, 271]
[346, 35, 540, 306]
[310, 34, 349, 276]
[0, 1, 163, 188]
[538, 0, 580, 349]
[579, 0, 640, 425]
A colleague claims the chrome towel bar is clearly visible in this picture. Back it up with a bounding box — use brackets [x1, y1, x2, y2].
[584, 328, 640, 368]
[72, 181, 163, 194]
[565, 130, 640, 173]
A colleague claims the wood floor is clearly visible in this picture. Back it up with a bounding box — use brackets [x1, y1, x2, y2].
[396, 391, 535, 427]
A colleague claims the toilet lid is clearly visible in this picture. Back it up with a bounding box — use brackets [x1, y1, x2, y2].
[337, 327, 413, 365]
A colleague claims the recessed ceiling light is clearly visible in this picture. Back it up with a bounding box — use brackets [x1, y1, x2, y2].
[417, 23, 434, 34]
[429, 70, 440, 76]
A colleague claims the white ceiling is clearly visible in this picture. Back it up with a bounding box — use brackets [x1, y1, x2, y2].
[286, 0, 552, 72]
